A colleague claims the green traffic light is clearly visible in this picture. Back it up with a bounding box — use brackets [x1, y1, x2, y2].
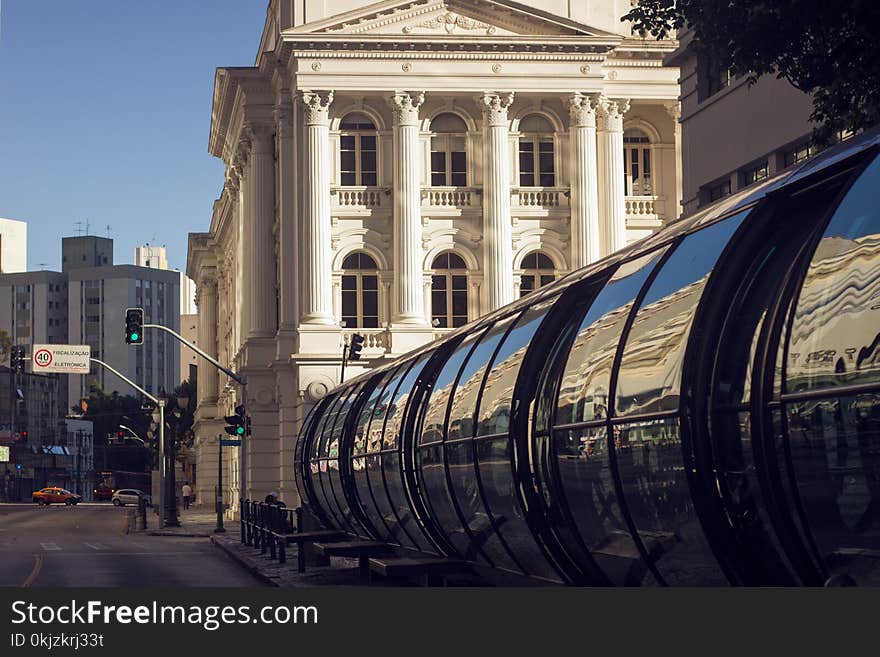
[236, 426, 244, 435]
[131, 332, 139, 342]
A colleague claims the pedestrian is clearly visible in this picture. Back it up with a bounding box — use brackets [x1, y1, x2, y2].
[181, 482, 192, 510]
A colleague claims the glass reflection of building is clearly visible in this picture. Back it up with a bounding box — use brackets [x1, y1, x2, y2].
[296, 130, 880, 586]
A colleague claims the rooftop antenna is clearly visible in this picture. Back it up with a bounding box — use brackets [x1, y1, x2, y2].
[73, 221, 84, 236]
[38, 263, 48, 271]
[105, 224, 112, 238]
[85, 218, 91, 235]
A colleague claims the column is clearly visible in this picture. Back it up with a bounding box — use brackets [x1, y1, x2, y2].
[275, 95, 297, 351]
[388, 91, 426, 325]
[479, 92, 515, 311]
[297, 90, 335, 324]
[597, 95, 630, 255]
[196, 272, 219, 404]
[232, 152, 247, 348]
[666, 101, 683, 219]
[568, 93, 602, 267]
[245, 122, 277, 339]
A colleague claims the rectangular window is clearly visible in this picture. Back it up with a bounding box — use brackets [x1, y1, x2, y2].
[741, 161, 769, 187]
[784, 143, 814, 168]
[538, 139, 555, 187]
[519, 141, 535, 186]
[340, 135, 357, 186]
[708, 179, 731, 202]
[360, 135, 377, 186]
[430, 149, 447, 187]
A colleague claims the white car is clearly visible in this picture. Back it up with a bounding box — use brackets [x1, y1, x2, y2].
[112, 489, 151, 507]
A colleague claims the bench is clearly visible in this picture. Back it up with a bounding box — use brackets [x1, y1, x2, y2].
[280, 530, 350, 571]
[368, 557, 468, 586]
[313, 540, 393, 576]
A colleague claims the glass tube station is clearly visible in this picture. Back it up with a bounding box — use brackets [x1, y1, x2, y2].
[295, 130, 880, 586]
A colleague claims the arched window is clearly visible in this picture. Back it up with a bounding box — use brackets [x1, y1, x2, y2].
[430, 113, 468, 187]
[623, 128, 652, 196]
[518, 114, 555, 187]
[341, 252, 379, 328]
[519, 251, 556, 297]
[339, 113, 377, 186]
[431, 252, 468, 328]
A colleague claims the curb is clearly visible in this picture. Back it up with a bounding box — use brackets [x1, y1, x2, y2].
[147, 531, 212, 537]
[210, 536, 280, 587]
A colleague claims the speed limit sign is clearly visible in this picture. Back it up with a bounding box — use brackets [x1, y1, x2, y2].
[31, 344, 90, 373]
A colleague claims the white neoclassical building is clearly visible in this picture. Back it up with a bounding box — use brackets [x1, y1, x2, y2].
[187, 0, 681, 510]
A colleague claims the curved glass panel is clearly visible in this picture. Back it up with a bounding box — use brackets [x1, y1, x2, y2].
[327, 383, 366, 534]
[556, 251, 666, 426]
[419, 330, 486, 446]
[352, 367, 403, 542]
[787, 156, 880, 393]
[555, 425, 649, 585]
[785, 392, 880, 583]
[295, 403, 321, 509]
[447, 315, 519, 440]
[477, 298, 557, 437]
[368, 363, 414, 545]
[310, 392, 346, 527]
[380, 354, 434, 550]
[417, 333, 492, 562]
[616, 212, 748, 417]
[615, 418, 727, 585]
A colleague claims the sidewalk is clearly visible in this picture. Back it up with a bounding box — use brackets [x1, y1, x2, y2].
[144, 507, 227, 537]
[209, 531, 404, 587]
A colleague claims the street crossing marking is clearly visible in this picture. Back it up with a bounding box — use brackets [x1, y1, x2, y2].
[40, 542, 61, 551]
[84, 542, 109, 550]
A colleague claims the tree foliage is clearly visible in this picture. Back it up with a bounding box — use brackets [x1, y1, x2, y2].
[0, 329, 12, 363]
[623, 0, 880, 143]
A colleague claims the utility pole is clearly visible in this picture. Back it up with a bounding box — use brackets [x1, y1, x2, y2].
[215, 434, 225, 533]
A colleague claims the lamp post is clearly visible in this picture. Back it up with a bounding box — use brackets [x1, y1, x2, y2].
[161, 390, 181, 528]
[151, 401, 167, 528]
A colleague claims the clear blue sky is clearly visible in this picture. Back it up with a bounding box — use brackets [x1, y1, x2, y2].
[0, 1, 268, 273]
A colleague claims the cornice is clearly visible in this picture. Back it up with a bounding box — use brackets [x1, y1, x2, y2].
[291, 49, 606, 62]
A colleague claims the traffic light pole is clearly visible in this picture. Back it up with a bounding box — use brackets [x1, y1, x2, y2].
[88, 357, 165, 527]
[340, 344, 348, 384]
[141, 323, 248, 511]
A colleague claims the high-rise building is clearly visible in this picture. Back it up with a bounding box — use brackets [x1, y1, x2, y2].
[0, 218, 28, 274]
[61, 236, 113, 272]
[0, 237, 181, 412]
[134, 244, 168, 270]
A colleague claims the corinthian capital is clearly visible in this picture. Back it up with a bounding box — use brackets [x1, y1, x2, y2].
[388, 91, 426, 127]
[596, 95, 630, 132]
[477, 92, 515, 127]
[568, 92, 600, 128]
[297, 90, 334, 126]
[244, 122, 274, 154]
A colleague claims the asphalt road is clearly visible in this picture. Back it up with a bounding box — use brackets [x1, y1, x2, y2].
[0, 503, 265, 587]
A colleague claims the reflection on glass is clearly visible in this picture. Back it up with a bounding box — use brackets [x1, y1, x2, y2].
[353, 372, 396, 456]
[477, 298, 556, 437]
[786, 393, 880, 583]
[554, 425, 650, 585]
[556, 251, 665, 426]
[615, 418, 726, 585]
[787, 158, 880, 393]
[383, 355, 431, 450]
[616, 213, 747, 417]
[448, 315, 518, 440]
[419, 332, 485, 446]
[447, 439, 514, 569]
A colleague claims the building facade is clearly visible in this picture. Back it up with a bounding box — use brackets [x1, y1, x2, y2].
[667, 29, 823, 216]
[187, 0, 682, 509]
[0, 218, 27, 274]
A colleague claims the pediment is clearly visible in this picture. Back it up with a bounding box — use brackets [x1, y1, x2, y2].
[289, 0, 617, 38]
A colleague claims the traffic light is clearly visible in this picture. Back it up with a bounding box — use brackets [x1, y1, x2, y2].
[348, 333, 365, 361]
[10, 345, 25, 373]
[20, 430, 28, 441]
[125, 308, 144, 345]
[224, 404, 246, 437]
[117, 430, 125, 440]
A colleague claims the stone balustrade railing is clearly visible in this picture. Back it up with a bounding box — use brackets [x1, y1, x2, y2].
[341, 328, 391, 351]
[331, 186, 385, 209]
[421, 187, 479, 208]
[511, 187, 568, 209]
[625, 195, 658, 217]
